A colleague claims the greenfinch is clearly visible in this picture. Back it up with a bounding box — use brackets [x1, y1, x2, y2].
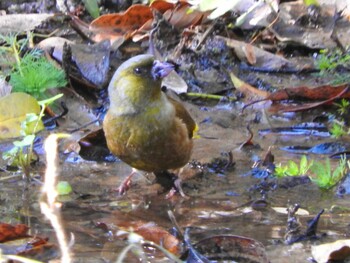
[103, 54, 196, 194]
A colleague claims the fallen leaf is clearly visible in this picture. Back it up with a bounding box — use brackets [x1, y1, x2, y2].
[245, 84, 350, 112]
[164, 3, 205, 28]
[218, 36, 301, 70]
[0, 223, 29, 242]
[69, 40, 111, 87]
[90, 4, 153, 43]
[270, 2, 337, 49]
[243, 44, 256, 65]
[134, 223, 180, 254]
[187, 234, 269, 263]
[150, 0, 175, 13]
[266, 84, 349, 101]
[37, 37, 73, 63]
[230, 72, 269, 99]
[271, 86, 349, 112]
[0, 92, 44, 140]
[96, 211, 181, 255]
[0, 14, 54, 34]
[86, 2, 206, 44]
[312, 240, 350, 262]
[272, 207, 310, 216]
[163, 71, 188, 94]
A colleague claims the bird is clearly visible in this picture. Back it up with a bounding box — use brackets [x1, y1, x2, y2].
[103, 54, 197, 195]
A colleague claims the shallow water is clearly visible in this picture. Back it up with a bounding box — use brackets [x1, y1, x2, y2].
[1, 104, 350, 263]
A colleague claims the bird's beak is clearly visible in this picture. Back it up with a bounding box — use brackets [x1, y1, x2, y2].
[152, 60, 175, 80]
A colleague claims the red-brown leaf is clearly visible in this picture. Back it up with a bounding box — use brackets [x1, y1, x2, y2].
[266, 84, 349, 101]
[90, 4, 153, 42]
[0, 223, 29, 242]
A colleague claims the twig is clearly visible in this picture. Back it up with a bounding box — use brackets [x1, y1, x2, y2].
[195, 23, 215, 50]
[186, 92, 237, 101]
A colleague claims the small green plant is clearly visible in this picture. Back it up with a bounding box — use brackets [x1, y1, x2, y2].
[316, 49, 350, 71]
[2, 94, 63, 180]
[0, 33, 30, 72]
[9, 53, 67, 99]
[329, 121, 348, 138]
[274, 155, 313, 178]
[0, 33, 67, 99]
[2, 114, 38, 178]
[309, 155, 347, 189]
[329, 99, 350, 138]
[316, 49, 350, 84]
[334, 99, 350, 115]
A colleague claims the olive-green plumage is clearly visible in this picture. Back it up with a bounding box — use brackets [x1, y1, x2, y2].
[103, 54, 196, 172]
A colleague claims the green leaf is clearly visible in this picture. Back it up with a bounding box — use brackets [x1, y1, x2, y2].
[303, 0, 319, 7]
[13, 134, 35, 147]
[310, 157, 346, 189]
[310, 162, 326, 183]
[83, 0, 100, 18]
[330, 123, 347, 138]
[299, 155, 307, 173]
[332, 156, 347, 186]
[2, 146, 19, 161]
[25, 113, 39, 123]
[287, 160, 299, 176]
[275, 163, 287, 177]
[56, 181, 73, 195]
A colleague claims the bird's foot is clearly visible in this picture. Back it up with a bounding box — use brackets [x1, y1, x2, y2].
[154, 171, 189, 198]
[116, 170, 137, 195]
[174, 178, 186, 197]
[165, 178, 188, 199]
[165, 187, 177, 199]
[117, 176, 132, 195]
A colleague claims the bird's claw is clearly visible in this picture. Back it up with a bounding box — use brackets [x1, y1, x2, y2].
[117, 173, 134, 195]
[165, 178, 188, 199]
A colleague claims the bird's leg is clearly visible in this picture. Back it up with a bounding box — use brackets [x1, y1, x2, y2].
[154, 169, 188, 198]
[165, 178, 186, 198]
[166, 168, 187, 198]
[117, 168, 138, 195]
[174, 177, 186, 197]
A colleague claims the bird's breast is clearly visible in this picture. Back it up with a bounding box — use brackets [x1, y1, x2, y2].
[103, 99, 192, 172]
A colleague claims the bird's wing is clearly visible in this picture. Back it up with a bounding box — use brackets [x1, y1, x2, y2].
[168, 97, 198, 139]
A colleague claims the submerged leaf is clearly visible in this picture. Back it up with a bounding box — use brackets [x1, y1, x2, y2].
[312, 240, 350, 262]
[56, 181, 73, 195]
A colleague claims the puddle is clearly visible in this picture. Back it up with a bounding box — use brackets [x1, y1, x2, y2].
[1, 109, 350, 262]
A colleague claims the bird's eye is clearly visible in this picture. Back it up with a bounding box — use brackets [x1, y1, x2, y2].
[134, 67, 142, 75]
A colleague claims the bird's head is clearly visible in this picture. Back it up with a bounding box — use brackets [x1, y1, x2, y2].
[108, 54, 174, 113]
